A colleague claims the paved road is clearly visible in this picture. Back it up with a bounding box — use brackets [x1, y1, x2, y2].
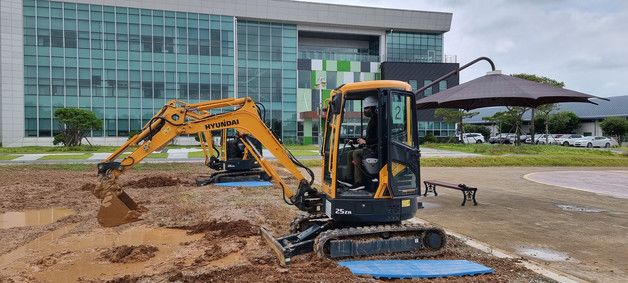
[524, 170, 628, 199]
[418, 167, 627, 282]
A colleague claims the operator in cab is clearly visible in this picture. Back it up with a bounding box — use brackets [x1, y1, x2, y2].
[347, 96, 378, 189]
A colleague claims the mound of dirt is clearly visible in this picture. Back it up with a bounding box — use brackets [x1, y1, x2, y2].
[180, 220, 257, 239]
[124, 177, 186, 188]
[99, 245, 158, 263]
[194, 244, 229, 264]
[35, 251, 73, 267]
[79, 183, 96, 192]
[163, 257, 357, 283]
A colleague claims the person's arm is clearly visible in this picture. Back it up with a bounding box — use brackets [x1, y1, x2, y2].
[358, 116, 378, 145]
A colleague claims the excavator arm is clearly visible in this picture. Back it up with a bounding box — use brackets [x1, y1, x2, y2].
[94, 97, 320, 227]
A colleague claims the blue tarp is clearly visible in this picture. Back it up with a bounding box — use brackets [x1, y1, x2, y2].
[214, 181, 273, 187]
[338, 260, 494, 279]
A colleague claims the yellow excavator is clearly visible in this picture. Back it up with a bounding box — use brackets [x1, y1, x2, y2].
[195, 129, 269, 185]
[93, 80, 446, 266]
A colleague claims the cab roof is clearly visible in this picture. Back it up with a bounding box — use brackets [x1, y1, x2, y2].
[333, 80, 412, 97]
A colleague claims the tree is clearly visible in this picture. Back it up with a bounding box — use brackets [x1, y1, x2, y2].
[53, 108, 102, 147]
[483, 111, 516, 133]
[535, 104, 559, 135]
[600, 117, 628, 143]
[422, 132, 437, 144]
[483, 107, 529, 145]
[434, 108, 479, 142]
[510, 73, 565, 89]
[464, 124, 491, 140]
[511, 74, 564, 143]
[548, 111, 580, 134]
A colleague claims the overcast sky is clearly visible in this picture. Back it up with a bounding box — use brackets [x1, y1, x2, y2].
[303, 0, 628, 98]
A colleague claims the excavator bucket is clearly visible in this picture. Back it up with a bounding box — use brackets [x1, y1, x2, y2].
[96, 190, 146, 227]
[93, 175, 148, 227]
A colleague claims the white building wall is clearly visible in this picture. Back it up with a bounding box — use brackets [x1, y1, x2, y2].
[0, 0, 25, 147]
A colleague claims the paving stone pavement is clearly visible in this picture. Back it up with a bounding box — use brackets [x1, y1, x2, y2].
[0, 147, 477, 164]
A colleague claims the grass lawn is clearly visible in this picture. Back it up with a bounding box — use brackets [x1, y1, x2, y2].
[0, 163, 198, 172]
[188, 151, 207, 158]
[187, 147, 319, 158]
[0, 144, 197, 154]
[290, 149, 320, 157]
[0, 144, 319, 155]
[39, 153, 92, 160]
[0, 154, 19, 160]
[421, 156, 628, 167]
[286, 144, 319, 151]
[423, 143, 620, 157]
[118, 152, 168, 159]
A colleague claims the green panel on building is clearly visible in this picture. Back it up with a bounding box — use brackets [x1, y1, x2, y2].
[337, 60, 350, 72]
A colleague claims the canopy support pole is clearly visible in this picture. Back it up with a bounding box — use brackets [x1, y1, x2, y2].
[414, 57, 496, 101]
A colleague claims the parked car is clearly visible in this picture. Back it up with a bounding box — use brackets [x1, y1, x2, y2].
[554, 134, 584, 146]
[517, 135, 531, 143]
[489, 133, 516, 144]
[573, 136, 618, 148]
[525, 134, 557, 144]
[488, 134, 507, 143]
[459, 133, 485, 144]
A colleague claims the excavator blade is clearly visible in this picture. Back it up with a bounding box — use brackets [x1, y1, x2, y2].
[260, 224, 323, 267]
[97, 190, 146, 227]
[260, 226, 291, 267]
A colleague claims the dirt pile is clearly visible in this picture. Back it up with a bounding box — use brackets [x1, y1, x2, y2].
[124, 176, 186, 188]
[193, 244, 229, 264]
[99, 245, 159, 263]
[161, 257, 358, 283]
[35, 251, 73, 268]
[180, 219, 258, 239]
[79, 183, 96, 192]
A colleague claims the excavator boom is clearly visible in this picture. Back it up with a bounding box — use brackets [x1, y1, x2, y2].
[94, 97, 320, 227]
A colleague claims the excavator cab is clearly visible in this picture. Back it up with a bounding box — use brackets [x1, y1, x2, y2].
[321, 81, 422, 219]
[196, 129, 269, 185]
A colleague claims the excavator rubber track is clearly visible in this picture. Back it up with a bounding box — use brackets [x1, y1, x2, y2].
[196, 169, 270, 186]
[313, 223, 446, 260]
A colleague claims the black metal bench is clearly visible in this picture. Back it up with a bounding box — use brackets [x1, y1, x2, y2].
[423, 180, 478, 206]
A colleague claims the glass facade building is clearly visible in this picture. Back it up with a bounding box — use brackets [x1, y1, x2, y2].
[1, 0, 453, 146]
[23, 0, 235, 138]
[236, 20, 297, 139]
[387, 31, 443, 63]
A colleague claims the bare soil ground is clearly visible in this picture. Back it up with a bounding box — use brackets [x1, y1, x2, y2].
[0, 164, 551, 282]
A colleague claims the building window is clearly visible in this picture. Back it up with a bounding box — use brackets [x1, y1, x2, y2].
[423, 80, 432, 96]
[22, 1, 234, 137]
[386, 31, 443, 63]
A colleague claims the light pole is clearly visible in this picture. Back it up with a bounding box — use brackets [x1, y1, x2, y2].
[315, 77, 327, 145]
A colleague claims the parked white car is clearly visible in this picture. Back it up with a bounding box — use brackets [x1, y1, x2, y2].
[459, 133, 485, 144]
[573, 136, 618, 148]
[554, 134, 584, 146]
[525, 134, 557, 144]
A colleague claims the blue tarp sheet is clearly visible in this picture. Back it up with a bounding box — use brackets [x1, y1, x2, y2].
[214, 181, 273, 187]
[338, 260, 494, 279]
